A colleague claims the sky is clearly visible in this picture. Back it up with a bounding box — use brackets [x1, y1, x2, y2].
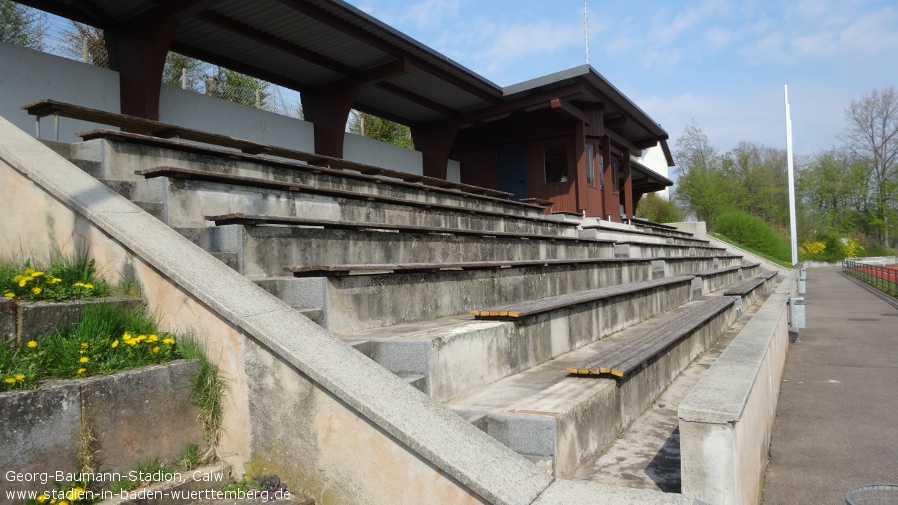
[346, 0, 898, 159]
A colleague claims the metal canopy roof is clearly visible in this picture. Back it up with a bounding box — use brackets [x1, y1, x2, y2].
[22, 0, 670, 158]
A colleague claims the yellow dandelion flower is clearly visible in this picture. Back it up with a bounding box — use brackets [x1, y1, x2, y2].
[50, 277, 62, 284]
[163, 337, 175, 345]
[73, 282, 85, 288]
[3, 292, 14, 298]
[66, 487, 85, 501]
[127, 339, 138, 347]
[36, 493, 48, 503]
[84, 283, 94, 289]
[4, 377, 15, 384]
[31, 287, 42, 294]
[77, 368, 86, 375]
[18, 278, 29, 287]
[15, 374, 25, 381]
[24, 268, 35, 275]
[148, 334, 159, 342]
[13, 274, 23, 282]
[79, 356, 89, 363]
[27, 340, 38, 348]
[136, 334, 147, 342]
[111, 340, 119, 348]
[152, 346, 160, 353]
[122, 332, 132, 340]
[81, 342, 89, 348]
[59, 500, 69, 505]
[33, 271, 44, 277]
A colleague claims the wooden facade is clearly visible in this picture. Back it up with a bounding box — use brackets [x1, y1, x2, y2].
[451, 99, 669, 221]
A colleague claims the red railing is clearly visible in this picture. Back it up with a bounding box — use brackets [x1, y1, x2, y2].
[843, 259, 898, 297]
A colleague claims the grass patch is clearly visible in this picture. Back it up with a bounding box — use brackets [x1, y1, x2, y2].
[1, 256, 111, 302]
[1, 303, 181, 391]
[710, 232, 794, 268]
[180, 337, 226, 456]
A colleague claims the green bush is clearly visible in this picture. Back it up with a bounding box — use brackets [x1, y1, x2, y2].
[635, 193, 683, 223]
[713, 210, 791, 262]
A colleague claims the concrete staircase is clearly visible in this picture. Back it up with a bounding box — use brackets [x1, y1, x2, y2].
[44, 134, 780, 484]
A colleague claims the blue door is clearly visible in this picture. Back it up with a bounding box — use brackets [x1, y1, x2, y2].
[496, 146, 528, 201]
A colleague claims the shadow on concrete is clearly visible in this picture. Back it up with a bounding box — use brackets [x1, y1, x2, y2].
[644, 427, 681, 493]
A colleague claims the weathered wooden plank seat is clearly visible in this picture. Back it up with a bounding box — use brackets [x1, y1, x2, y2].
[205, 213, 606, 244]
[469, 275, 694, 319]
[692, 264, 744, 277]
[139, 166, 579, 228]
[582, 223, 700, 242]
[23, 99, 512, 199]
[723, 270, 779, 296]
[81, 130, 544, 213]
[285, 257, 647, 277]
[567, 295, 738, 378]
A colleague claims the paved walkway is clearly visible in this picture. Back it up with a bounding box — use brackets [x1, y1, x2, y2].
[761, 267, 898, 504]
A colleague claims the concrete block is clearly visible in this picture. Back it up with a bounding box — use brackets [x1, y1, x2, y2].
[81, 360, 205, 473]
[0, 297, 14, 341]
[0, 382, 81, 494]
[16, 295, 143, 344]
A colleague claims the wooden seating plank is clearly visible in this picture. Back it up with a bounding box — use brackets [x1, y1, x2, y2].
[567, 296, 737, 378]
[203, 212, 602, 244]
[285, 257, 655, 278]
[138, 166, 582, 229]
[723, 271, 778, 296]
[469, 275, 694, 320]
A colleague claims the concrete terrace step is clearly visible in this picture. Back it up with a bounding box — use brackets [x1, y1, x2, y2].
[339, 275, 696, 402]
[613, 241, 728, 259]
[175, 225, 616, 278]
[259, 258, 738, 333]
[444, 296, 741, 479]
[134, 168, 579, 236]
[49, 133, 546, 219]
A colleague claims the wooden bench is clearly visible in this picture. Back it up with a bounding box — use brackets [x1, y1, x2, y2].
[566, 295, 738, 378]
[138, 166, 579, 228]
[692, 264, 744, 278]
[285, 257, 648, 277]
[469, 275, 694, 319]
[205, 213, 603, 244]
[80, 129, 544, 212]
[23, 99, 512, 200]
[723, 270, 778, 296]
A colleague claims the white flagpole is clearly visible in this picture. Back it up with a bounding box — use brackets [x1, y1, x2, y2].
[584, 0, 589, 65]
[784, 85, 798, 266]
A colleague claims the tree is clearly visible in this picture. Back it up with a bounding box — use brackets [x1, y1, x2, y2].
[205, 67, 270, 108]
[64, 21, 108, 67]
[720, 141, 789, 227]
[842, 86, 898, 246]
[348, 110, 413, 149]
[635, 193, 683, 223]
[673, 121, 740, 225]
[163, 52, 205, 92]
[0, 0, 43, 49]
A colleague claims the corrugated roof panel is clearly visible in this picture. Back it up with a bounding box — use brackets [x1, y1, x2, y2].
[387, 71, 493, 113]
[355, 87, 448, 124]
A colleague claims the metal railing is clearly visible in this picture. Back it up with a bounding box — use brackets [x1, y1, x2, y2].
[843, 258, 898, 297]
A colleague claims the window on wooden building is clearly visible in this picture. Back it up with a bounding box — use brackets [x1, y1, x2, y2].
[544, 145, 569, 183]
[586, 144, 596, 186]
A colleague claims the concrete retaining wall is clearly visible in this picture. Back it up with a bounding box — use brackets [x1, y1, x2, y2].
[0, 295, 142, 345]
[678, 272, 797, 505]
[0, 360, 203, 494]
[0, 115, 552, 505]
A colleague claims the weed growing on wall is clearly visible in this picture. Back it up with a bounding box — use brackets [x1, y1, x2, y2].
[1, 303, 180, 391]
[1, 257, 110, 301]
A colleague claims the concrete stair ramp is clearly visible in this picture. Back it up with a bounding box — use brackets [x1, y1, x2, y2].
[444, 295, 741, 479]
[338, 276, 696, 402]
